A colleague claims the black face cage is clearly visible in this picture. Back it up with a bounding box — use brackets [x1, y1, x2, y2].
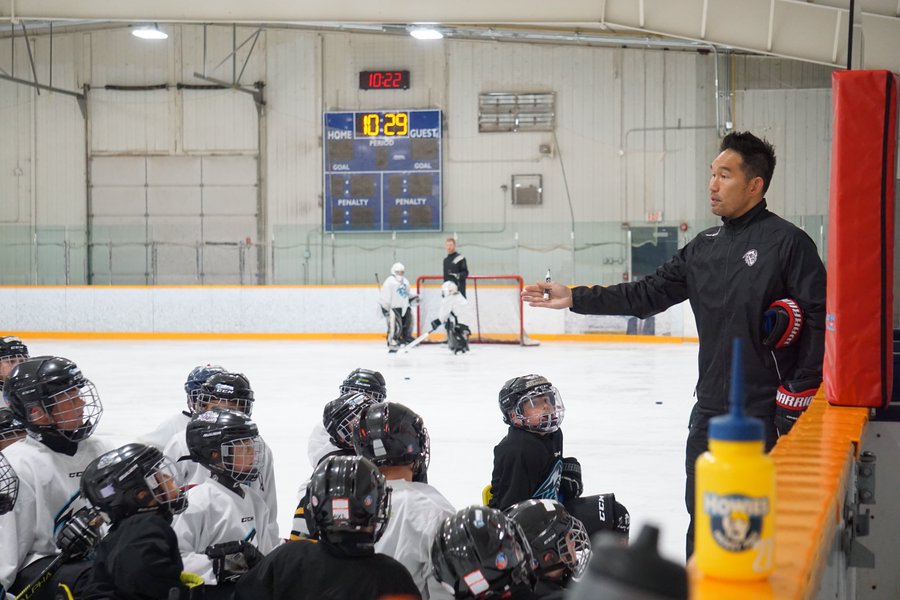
[0, 454, 18, 515]
[220, 436, 265, 483]
[195, 393, 253, 417]
[40, 381, 104, 442]
[339, 384, 386, 402]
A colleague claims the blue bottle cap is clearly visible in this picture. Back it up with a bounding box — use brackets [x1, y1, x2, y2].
[709, 338, 764, 442]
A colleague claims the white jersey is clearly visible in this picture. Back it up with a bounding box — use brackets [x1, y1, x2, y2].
[172, 478, 281, 584]
[0, 434, 114, 593]
[306, 422, 337, 470]
[163, 432, 279, 536]
[375, 479, 456, 600]
[438, 291, 468, 323]
[380, 275, 413, 315]
[137, 411, 190, 451]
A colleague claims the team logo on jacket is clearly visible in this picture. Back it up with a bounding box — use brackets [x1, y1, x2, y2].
[742, 249, 758, 266]
[703, 493, 768, 551]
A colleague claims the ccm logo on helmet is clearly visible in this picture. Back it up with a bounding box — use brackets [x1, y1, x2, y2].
[69, 471, 84, 478]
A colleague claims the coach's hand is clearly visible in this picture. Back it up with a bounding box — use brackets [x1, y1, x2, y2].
[774, 383, 817, 436]
[522, 281, 573, 309]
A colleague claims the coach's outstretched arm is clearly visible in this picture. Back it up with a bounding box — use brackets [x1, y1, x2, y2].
[522, 281, 573, 309]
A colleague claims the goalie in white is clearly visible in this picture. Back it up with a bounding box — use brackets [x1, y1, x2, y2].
[432, 281, 471, 354]
[379, 262, 418, 349]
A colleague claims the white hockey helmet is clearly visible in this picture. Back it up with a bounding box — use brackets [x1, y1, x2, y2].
[391, 262, 405, 277]
[441, 281, 458, 297]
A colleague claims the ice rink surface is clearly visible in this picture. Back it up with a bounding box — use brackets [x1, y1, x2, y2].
[23, 337, 699, 563]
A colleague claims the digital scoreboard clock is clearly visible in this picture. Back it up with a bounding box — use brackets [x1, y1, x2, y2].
[323, 109, 442, 233]
[359, 70, 410, 90]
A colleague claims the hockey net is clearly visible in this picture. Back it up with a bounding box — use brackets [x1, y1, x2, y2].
[415, 275, 526, 344]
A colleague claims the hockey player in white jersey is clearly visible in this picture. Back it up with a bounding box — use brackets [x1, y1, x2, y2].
[380, 262, 419, 350]
[352, 401, 455, 600]
[435, 281, 471, 355]
[0, 356, 111, 598]
[138, 363, 225, 450]
[164, 371, 278, 534]
[306, 368, 386, 470]
[172, 409, 280, 593]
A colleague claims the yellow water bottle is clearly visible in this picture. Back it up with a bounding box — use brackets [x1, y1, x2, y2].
[695, 338, 775, 581]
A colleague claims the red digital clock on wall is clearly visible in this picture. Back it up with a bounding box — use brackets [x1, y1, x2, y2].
[359, 70, 410, 90]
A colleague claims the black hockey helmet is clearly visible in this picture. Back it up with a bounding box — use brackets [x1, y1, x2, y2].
[506, 499, 591, 584]
[498, 374, 565, 433]
[0, 336, 28, 361]
[184, 364, 226, 414]
[0, 452, 18, 515]
[0, 336, 29, 392]
[322, 391, 376, 450]
[2, 356, 103, 443]
[195, 372, 254, 416]
[0, 406, 26, 446]
[81, 443, 186, 523]
[304, 455, 391, 548]
[432, 505, 537, 599]
[186, 408, 264, 484]
[339, 368, 387, 401]
[352, 401, 430, 478]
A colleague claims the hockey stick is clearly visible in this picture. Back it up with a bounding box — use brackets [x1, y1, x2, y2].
[15, 554, 67, 600]
[400, 322, 440, 354]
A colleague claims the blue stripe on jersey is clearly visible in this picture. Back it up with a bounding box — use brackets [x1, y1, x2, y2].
[53, 490, 82, 535]
[531, 458, 563, 502]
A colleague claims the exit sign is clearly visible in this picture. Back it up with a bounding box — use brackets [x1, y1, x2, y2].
[646, 210, 663, 223]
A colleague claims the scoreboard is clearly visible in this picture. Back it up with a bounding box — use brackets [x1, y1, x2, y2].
[323, 109, 442, 233]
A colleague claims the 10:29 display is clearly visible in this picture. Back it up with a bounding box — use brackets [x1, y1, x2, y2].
[354, 112, 409, 137]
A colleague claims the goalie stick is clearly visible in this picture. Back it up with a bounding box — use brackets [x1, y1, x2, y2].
[400, 321, 441, 354]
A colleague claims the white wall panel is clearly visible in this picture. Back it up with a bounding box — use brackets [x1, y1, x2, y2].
[202, 156, 257, 185]
[147, 156, 201, 185]
[89, 28, 172, 87]
[90, 89, 173, 153]
[147, 187, 202, 215]
[179, 25, 266, 86]
[182, 90, 258, 152]
[91, 187, 145, 216]
[92, 156, 146, 185]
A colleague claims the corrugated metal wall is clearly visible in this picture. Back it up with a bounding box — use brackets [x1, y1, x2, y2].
[0, 26, 835, 285]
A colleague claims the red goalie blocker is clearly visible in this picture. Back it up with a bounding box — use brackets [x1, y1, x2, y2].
[415, 275, 525, 344]
[825, 70, 896, 408]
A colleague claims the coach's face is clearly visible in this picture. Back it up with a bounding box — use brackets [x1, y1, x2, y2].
[708, 150, 763, 220]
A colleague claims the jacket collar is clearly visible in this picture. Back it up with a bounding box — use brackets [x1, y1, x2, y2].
[722, 198, 767, 230]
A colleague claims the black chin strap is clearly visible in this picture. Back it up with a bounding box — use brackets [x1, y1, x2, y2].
[34, 429, 80, 456]
[211, 473, 244, 497]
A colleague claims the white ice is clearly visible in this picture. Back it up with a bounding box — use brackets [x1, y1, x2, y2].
[22, 338, 698, 564]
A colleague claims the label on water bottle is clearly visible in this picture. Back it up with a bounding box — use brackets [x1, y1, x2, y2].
[703, 493, 770, 552]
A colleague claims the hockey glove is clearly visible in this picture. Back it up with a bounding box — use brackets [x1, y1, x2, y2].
[380, 306, 389, 318]
[55, 506, 104, 560]
[560, 457, 583, 500]
[409, 294, 421, 307]
[206, 540, 264, 583]
[774, 383, 817, 437]
[430, 318, 442, 332]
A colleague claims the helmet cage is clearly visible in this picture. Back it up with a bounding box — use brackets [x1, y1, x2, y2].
[38, 381, 103, 442]
[194, 392, 253, 417]
[560, 515, 591, 581]
[184, 365, 226, 414]
[0, 354, 27, 373]
[219, 435, 265, 483]
[0, 453, 18, 515]
[338, 383, 386, 402]
[0, 408, 25, 444]
[325, 392, 376, 448]
[510, 385, 565, 433]
[142, 455, 188, 515]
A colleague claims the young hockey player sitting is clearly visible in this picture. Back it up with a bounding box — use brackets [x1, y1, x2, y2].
[430, 281, 470, 354]
[0, 335, 29, 391]
[506, 499, 591, 598]
[291, 391, 374, 540]
[172, 409, 280, 594]
[352, 401, 456, 599]
[431, 505, 540, 600]
[235, 455, 422, 600]
[164, 371, 278, 534]
[306, 367, 386, 469]
[487, 374, 630, 541]
[0, 356, 111, 598]
[79, 443, 193, 600]
[139, 363, 225, 450]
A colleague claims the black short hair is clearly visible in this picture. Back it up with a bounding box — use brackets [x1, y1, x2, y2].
[720, 131, 776, 195]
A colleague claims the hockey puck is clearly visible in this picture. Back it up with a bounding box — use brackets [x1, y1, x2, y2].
[655, 401, 663, 405]
[404, 377, 410, 380]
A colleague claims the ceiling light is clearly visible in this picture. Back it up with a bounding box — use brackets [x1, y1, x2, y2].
[131, 24, 168, 40]
[409, 26, 443, 40]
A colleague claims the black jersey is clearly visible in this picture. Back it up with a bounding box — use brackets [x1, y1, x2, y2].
[82, 513, 187, 600]
[571, 200, 825, 417]
[443, 252, 469, 297]
[489, 426, 563, 510]
[234, 538, 421, 600]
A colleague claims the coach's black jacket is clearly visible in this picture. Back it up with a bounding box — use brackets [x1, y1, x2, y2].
[571, 200, 826, 417]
